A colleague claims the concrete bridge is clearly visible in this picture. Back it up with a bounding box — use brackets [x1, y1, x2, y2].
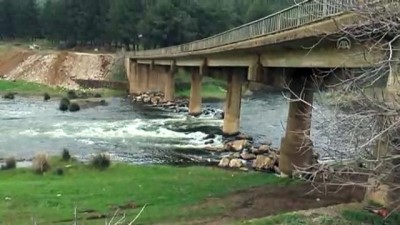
[125, 0, 390, 175]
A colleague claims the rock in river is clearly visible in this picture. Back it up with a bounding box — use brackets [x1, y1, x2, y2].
[218, 157, 231, 167]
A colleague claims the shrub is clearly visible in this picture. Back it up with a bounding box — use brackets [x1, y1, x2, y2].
[3, 92, 15, 100]
[91, 153, 111, 170]
[67, 90, 78, 99]
[32, 153, 50, 174]
[1, 157, 16, 170]
[59, 97, 70, 111]
[94, 93, 102, 98]
[69, 103, 80, 112]
[44, 93, 51, 101]
[61, 148, 71, 161]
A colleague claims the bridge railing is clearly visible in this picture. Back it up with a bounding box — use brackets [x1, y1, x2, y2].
[130, 0, 384, 57]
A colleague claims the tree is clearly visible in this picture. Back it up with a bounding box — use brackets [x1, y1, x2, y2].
[291, 0, 400, 210]
[0, 0, 16, 39]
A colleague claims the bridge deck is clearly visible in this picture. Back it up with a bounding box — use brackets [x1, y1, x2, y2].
[128, 0, 379, 59]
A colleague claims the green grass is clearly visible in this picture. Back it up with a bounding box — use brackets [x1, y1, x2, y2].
[0, 80, 125, 97]
[174, 69, 227, 100]
[0, 158, 290, 225]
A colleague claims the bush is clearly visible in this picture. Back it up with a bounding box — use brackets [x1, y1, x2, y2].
[32, 153, 50, 174]
[69, 103, 80, 112]
[94, 93, 102, 98]
[3, 92, 15, 100]
[91, 153, 111, 170]
[61, 148, 71, 161]
[67, 90, 78, 99]
[1, 157, 16, 170]
[59, 97, 70, 111]
[43, 93, 51, 101]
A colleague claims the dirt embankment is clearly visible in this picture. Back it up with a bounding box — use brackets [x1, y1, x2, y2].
[0, 49, 116, 89]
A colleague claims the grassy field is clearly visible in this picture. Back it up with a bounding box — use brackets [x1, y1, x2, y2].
[174, 70, 227, 100]
[0, 157, 291, 225]
[0, 80, 125, 98]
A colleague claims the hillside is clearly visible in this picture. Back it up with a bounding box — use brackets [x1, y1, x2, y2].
[0, 48, 115, 89]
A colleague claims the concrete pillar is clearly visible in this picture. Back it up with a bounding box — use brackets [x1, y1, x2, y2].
[189, 68, 203, 116]
[223, 71, 244, 136]
[127, 59, 139, 95]
[137, 64, 150, 93]
[279, 72, 314, 176]
[164, 66, 175, 102]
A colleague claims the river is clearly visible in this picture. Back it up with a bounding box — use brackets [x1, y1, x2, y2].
[0, 93, 346, 164]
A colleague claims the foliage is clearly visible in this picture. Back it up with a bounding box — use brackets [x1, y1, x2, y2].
[1, 157, 17, 170]
[61, 148, 71, 161]
[0, 0, 294, 48]
[91, 153, 111, 170]
[0, 158, 288, 224]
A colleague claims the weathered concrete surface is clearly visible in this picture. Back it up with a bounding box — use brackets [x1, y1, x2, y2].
[279, 71, 314, 175]
[223, 72, 245, 136]
[189, 68, 203, 116]
[163, 66, 175, 102]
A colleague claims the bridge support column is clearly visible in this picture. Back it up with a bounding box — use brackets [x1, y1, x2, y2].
[223, 71, 245, 136]
[164, 65, 175, 102]
[189, 68, 203, 116]
[127, 59, 140, 95]
[279, 72, 314, 176]
[137, 64, 150, 93]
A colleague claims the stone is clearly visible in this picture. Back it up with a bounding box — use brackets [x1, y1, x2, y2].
[240, 152, 257, 160]
[2, 92, 15, 100]
[59, 97, 70, 111]
[94, 93, 102, 98]
[364, 178, 392, 208]
[142, 96, 151, 103]
[252, 145, 270, 155]
[231, 152, 241, 158]
[252, 155, 274, 170]
[205, 140, 214, 145]
[236, 133, 253, 141]
[203, 134, 216, 140]
[218, 157, 230, 167]
[229, 159, 244, 168]
[43, 93, 51, 101]
[205, 146, 225, 152]
[151, 96, 161, 105]
[232, 140, 248, 152]
[69, 103, 81, 112]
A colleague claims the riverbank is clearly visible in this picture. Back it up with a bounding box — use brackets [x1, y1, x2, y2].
[0, 155, 375, 225]
[0, 80, 126, 98]
[0, 156, 290, 224]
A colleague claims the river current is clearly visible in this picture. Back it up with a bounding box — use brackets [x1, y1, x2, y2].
[0, 93, 342, 164]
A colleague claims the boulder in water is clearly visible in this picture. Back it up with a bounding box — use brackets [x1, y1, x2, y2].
[59, 97, 70, 111]
[3, 92, 15, 100]
[69, 103, 80, 112]
[43, 93, 51, 101]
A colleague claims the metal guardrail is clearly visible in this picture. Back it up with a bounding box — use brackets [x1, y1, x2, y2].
[130, 0, 391, 57]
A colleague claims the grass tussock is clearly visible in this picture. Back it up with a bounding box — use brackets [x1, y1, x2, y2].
[61, 148, 71, 162]
[91, 153, 111, 170]
[32, 153, 50, 174]
[1, 157, 16, 170]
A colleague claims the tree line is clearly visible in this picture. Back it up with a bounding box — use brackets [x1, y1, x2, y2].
[0, 0, 294, 50]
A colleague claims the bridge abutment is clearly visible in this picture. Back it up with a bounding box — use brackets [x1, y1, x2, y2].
[189, 68, 203, 116]
[279, 71, 314, 176]
[223, 70, 245, 136]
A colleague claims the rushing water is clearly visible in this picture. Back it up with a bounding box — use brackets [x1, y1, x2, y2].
[0, 93, 339, 164]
